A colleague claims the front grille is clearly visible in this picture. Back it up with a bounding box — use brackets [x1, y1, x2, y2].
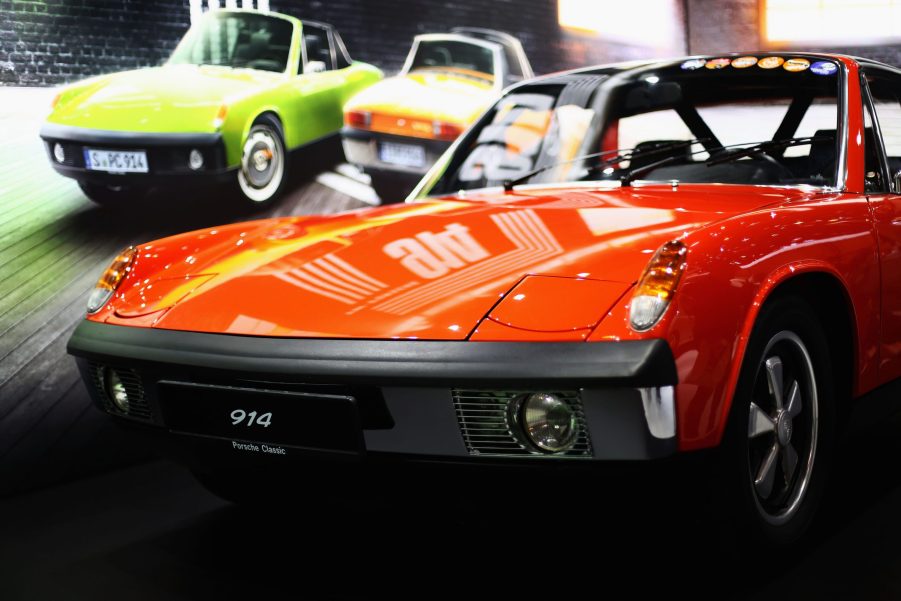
[88, 362, 153, 421]
[452, 389, 592, 458]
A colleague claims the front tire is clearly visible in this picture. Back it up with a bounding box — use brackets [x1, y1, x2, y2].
[237, 117, 287, 207]
[718, 296, 834, 546]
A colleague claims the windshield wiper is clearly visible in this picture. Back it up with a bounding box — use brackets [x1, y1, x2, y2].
[618, 135, 831, 186]
[502, 138, 708, 192]
[703, 136, 829, 166]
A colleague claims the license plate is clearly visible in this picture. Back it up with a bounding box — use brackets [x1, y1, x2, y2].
[378, 141, 426, 168]
[83, 148, 149, 173]
[158, 382, 363, 453]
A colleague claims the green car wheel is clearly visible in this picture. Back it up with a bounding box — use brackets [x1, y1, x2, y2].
[237, 119, 286, 206]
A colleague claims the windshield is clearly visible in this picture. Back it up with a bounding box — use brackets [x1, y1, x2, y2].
[425, 56, 843, 194]
[169, 12, 294, 73]
[408, 40, 495, 81]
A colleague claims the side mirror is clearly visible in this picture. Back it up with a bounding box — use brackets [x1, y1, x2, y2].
[306, 60, 326, 74]
[893, 170, 901, 194]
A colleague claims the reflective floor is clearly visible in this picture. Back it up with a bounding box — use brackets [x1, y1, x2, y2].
[0, 87, 370, 494]
[2, 411, 901, 600]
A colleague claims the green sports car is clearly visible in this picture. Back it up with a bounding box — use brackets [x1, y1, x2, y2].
[40, 9, 382, 206]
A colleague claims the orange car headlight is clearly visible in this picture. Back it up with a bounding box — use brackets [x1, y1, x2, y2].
[87, 246, 137, 314]
[629, 240, 687, 332]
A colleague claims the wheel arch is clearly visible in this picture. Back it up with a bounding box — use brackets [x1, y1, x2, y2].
[715, 265, 858, 445]
[244, 108, 285, 141]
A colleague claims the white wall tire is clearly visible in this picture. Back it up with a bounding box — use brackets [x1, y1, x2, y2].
[237, 119, 286, 206]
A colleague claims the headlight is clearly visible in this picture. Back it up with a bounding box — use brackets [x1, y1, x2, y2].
[511, 392, 578, 453]
[87, 246, 137, 314]
[629, 240, 687, 332]
[104, 368, 129, 413]
[188, 149, 204, 170]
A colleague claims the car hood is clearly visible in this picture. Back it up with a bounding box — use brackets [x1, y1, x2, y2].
[47, 64, 283, 133]
[343, 70, 495, 126]
[106, 184, 806, 340]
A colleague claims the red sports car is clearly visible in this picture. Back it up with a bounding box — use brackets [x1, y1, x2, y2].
[69, 53, 901, 545]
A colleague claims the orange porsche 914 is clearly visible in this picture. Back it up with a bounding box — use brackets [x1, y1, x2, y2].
[69, 53, 901, 545]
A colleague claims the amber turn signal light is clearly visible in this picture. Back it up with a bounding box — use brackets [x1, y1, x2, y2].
[87, 246, 137, 314]
[629, 240, 687, 331]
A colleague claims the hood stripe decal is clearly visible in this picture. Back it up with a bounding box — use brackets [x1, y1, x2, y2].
[372, 209, 563, 315]
[272, 253, 388, 305]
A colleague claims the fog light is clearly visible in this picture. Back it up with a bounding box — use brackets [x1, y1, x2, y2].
[53, 143, 65, 163]
[188, 149, 204, 170]
[515, 393, 578, 453]
[104, 368, 129, 413]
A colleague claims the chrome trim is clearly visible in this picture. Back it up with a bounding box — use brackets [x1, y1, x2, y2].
[639, 386, 676, 439]
[835, 60, 850, 191]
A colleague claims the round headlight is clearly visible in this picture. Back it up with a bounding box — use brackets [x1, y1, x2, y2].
[516, 393, 578, 453]
[53, 143, 65, 163]
[104, 368, 129, 413]
[188, 149, 204, 170]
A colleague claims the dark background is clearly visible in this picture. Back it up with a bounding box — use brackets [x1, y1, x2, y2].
[2, 0, 901, 498]
[3, 0, 900, 89]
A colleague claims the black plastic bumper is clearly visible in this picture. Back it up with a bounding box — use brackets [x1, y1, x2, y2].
[40, 123, 234, 186]
[68, 320, 680, 463]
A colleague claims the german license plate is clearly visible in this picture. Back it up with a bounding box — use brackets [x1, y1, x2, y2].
[158, 382, 363, 453]
[84, 148, 149, 173]
[378, 141, 425, 168]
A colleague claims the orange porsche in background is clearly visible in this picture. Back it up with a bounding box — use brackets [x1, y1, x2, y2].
[70, 53, 901, 547]
[341, 28, 532, 201]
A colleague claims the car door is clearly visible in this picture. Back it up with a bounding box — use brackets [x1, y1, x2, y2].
[287, 23, 346, 144]
[861, 66, 901, 381]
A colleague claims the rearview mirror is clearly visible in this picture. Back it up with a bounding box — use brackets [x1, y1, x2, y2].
[893, 170, 901, 194]
[306, 60, 326, 74]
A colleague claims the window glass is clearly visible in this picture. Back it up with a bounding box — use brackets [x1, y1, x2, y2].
[303, 24, 333, 71]
[865, 71, 901, 191]
[428, 59, 843, 195]
[169, 12, 293, 73]
[409, 40, 495, 82]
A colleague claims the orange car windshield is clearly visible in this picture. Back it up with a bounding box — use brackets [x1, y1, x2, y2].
[408, 40, 495, 82]
[429, 57, 843, 194]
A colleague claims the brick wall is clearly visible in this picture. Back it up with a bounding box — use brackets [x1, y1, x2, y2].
[686, 0, 901, 66]
[0, 0, 686, 87]
[2, 1, 900, 88]
[0, 0, 190, 86]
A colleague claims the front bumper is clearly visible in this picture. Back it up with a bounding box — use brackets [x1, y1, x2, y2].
[68, 320, 679, 464]
[40, 123, 235, 186]
[341, 126, 451, 177]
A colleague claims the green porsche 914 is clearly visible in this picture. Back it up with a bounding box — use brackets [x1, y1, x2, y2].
[40, 9, 382, 207]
